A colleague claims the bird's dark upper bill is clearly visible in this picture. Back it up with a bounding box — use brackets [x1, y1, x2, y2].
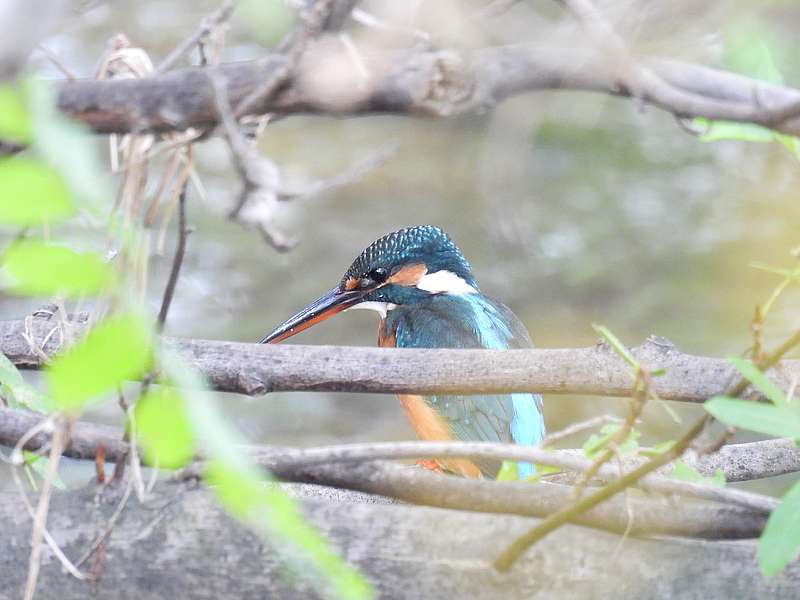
[259, 287, 364, 344]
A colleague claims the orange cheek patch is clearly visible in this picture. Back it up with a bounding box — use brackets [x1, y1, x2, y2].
[344, 277, 360, 290]
[388, 263, 427, 287]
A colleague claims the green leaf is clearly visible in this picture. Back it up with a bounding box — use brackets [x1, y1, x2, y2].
[592, 324, 639, 369]
[46, 313, 152, 412]
[672, 459, 726, 487]
[523, 463, 561, 483]
[135, 388, 195, 469]
[0, 85, 32, 143]
[0, 352, 24, 388]
[582, 424, 640, 458]
[728, 356, 787, 406]
[749, 262, 800, 280]
[160, 351, 373, 600]
[640, 439, 676, 457]
[759, 479, 800, 577]
[495, 460, 519, 481]
[23, 451, 66, 490]
[0, 157, 74, 227]
[0, 350, 48, 410]
[705, 396, 800, 439]
[695, 119, 775, 143]
[2, 240, 115, 297]
[27, 79, 112, 217]
[207, 461, 372, 600]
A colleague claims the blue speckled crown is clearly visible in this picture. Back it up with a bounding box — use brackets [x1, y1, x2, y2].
[341, 225, 477, 289]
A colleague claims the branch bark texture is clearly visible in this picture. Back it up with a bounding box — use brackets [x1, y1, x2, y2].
[3, 316, 799, 401]
[55, 44, 800, 136]
[1, 480, 796, 599]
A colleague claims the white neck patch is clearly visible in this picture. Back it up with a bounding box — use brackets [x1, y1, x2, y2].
[346, 301, 397, 318]
[416, 270, 477, 295]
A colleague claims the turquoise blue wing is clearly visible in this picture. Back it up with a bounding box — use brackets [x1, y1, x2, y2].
[388, 294, 545, 477]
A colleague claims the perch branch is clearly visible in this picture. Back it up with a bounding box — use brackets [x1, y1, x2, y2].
[3, 316, 799, 402]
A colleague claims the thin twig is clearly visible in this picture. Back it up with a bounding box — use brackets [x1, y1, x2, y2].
[156, 176, 190, 329]
[540, 415, 623, 447]
[156, 1, 237, 73]
[573, 369, 650, 496]
[23, 418, 69, 600]
[74, 476, 135, 570]
[493, 327, 800, 571]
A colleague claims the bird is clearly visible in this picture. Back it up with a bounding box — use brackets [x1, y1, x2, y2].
[260, 225, 545, 478]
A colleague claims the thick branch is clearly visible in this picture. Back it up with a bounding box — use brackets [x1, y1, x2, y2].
[1, 480, 796, 599]
[55, 44, 800, 135]
[3, 316, 799, 401]
[0, 406, 774, 540]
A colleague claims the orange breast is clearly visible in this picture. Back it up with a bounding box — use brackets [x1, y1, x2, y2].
[378, 318, 482, 478]
[396, 394, 483, 479]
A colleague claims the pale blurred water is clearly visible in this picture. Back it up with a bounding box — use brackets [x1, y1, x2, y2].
[2, 1, 800, 494]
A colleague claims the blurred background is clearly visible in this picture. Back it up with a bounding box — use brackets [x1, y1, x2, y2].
[3, 0, 800, 492]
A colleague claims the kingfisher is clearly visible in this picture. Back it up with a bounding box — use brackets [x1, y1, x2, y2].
[260, 225, 545, 478]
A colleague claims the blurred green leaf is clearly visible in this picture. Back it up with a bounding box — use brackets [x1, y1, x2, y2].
[161, 350, 373, 600]
[0, 353, 46, 410]
[0, 85, 32, 143]
[592, 324, 638, 369]
[583, 424, 640, 458]
[759, 479, 800, 577]
[135, 388, 195, 468]
[695, 119, 774, 143]
[672, 459, 726, 487]
[640, 439, 676, 457]
[46, 313, 152, 412]
[0, 352, 47, 412]
[2, 240, 115, 297]
[496, 460, 519, 481]
[27, 80, 112, 217]
[0, 352, 24, 388]
[207, 462, 372, 600]
[705, 396, 800, 439]
[23, 451, 66, 490]
[749, 262, 800, 280]
[724, 26, 784, 85]
[728, 356, 787, 406]
[0, 157, 74, 227]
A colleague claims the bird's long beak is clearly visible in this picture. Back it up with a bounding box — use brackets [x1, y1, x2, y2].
[259, 287, 364, 344]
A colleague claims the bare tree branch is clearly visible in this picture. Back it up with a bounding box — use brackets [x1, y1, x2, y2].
[55, 44, 800, 136]
[0, 405, 771, 540]
[3, 316, 799, 401]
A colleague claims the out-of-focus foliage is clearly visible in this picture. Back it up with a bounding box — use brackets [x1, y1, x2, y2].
[163, 351, 373, 600]
[0, 85, 31, 143]
[582, 423, 640, 458]
[0, 352, 46, 411]
[46, 312, 153, 412]
[2, 240, 115, 296]
[671, 459, 726, 487]
[0, 71, 372, 600]
[0, 157, 73, 226]
[695, 21, 800, 156]
[705, 358, 800, 576]
[759, 479, 800, 577]
[135, 388, 195, 468]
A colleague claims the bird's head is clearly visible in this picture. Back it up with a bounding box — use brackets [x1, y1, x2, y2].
[260, 225, 478, 343]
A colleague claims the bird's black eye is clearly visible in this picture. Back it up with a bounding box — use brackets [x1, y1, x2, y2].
[370, 267, 388, 283]
[359, 267, 388, 288]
